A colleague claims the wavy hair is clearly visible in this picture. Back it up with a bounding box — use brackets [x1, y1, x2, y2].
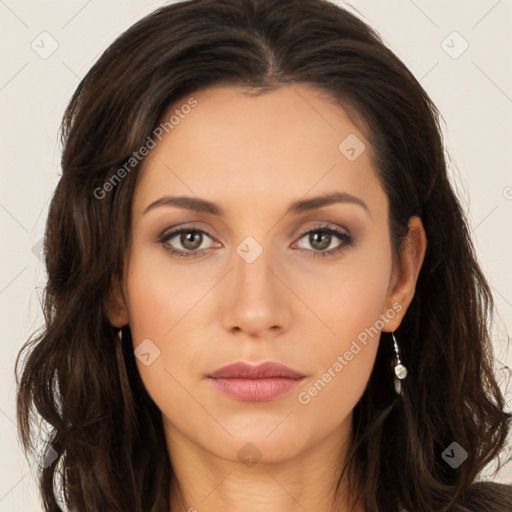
[15, 0, 511, 510]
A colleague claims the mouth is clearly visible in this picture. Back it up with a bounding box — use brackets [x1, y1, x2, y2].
[207, 361, 306, 402]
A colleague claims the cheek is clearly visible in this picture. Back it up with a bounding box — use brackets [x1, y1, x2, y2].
[304, 233, 394, 347]
[123, 247, 222, 413]
[124, 245, 211, 340]
[121, 253, 180, 386]
[295, 241, 393, 415]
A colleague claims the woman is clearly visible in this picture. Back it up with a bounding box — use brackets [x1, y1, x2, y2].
[15, 0, 511, 510]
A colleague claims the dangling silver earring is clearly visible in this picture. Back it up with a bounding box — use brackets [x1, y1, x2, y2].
[391, 332, 407, 396]
[118, 328, 123, 341]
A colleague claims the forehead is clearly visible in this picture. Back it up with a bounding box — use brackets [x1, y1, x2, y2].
[133, 84, 383, 215]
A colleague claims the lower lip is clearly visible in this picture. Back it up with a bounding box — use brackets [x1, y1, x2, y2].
[207, 377, 305, 402]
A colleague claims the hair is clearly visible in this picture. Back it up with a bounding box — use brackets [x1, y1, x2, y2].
[15, 0, 511, 511]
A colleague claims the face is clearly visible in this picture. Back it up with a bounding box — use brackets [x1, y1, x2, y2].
[107, 84, 423, 465]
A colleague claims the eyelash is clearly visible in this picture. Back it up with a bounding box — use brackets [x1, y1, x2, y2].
[157, 224, 354, 259]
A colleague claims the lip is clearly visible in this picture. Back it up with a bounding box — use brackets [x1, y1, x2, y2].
[208, 361, 306, 379]
[207, 361, 306, 402]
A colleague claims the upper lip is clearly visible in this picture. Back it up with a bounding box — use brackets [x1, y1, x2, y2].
[208, 361, 306, 379]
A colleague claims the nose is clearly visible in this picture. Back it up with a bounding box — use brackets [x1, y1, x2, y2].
[221, 242, 292, 338]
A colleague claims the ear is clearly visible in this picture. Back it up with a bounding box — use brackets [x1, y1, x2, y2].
[381, 216, 427, 332]
[104, 275, 130, 328]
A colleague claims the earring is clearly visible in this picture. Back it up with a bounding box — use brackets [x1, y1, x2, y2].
[391, 332, 407, 396]
[118, 328, 123, 341]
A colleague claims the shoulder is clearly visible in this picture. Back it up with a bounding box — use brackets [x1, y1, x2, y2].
[450, 481, 512, 512]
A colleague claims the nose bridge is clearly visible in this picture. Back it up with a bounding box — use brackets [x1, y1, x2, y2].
[233, 234, 277, 303]
[222, 233, 290, 335]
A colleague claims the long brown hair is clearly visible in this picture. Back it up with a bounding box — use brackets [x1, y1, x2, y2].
[15, 0, 511, 510]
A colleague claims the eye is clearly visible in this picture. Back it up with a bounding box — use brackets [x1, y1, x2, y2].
[294, 224, 354, 258]
[158, 227, 219, 258]
[158, 224, 354, 259]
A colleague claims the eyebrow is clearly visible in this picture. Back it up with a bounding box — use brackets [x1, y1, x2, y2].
[142, 191, 369, 216]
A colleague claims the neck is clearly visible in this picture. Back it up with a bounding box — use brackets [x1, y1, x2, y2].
[165, 418, 365, 512]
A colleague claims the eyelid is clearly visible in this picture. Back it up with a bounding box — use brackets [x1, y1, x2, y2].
[292, 223, 353, 256]
[294, 222, 350, 239]
[158, 226, 218, 249]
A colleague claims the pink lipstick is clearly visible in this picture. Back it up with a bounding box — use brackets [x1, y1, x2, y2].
[207, 361, 306, 402]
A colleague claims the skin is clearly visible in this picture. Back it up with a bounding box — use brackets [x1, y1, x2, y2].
[106, 84, 427, 512]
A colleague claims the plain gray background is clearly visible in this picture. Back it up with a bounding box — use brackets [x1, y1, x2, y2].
[1, 0, 511, 509]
